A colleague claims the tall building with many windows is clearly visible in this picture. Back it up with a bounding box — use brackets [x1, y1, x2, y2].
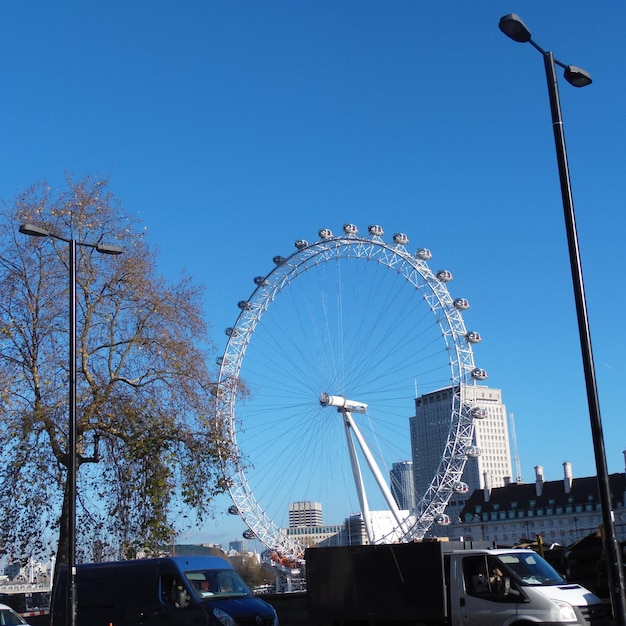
[390, 461, 416, 511]
[288, 501, 323, 527]
[410, 385, 513, 524]
[228, 539, 248, 554]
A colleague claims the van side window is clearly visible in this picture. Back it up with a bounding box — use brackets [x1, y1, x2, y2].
[161, 575, 190, 608]
[463, 556, 490, 596]
[463, 556, 516, 602]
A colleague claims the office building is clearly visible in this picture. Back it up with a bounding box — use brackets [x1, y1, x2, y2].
[410, 385, 513, 524]
[390, 461, 416, 511]
[228, 539, 248, 554]
[288, 501, 323, 527]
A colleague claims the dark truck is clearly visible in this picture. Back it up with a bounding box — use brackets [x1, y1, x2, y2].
[306, 541, 608, 626]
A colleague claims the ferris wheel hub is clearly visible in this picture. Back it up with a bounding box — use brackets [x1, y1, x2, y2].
[319, 393, 368, 413]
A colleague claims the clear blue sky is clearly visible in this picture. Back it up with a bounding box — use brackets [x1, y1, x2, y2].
[2, 2, 625, 548]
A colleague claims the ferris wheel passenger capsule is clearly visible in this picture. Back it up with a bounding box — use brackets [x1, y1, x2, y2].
[471, 368, 488, 381]
[464, 445, 482, 458]
[228, 505, 240, 515]
[225, 327, 239, 337]
[237, 300, 252, 310]
[318, 228, 333, 239]
[343, 223, 358, 235]
[243, 529, 257, 539]
[368, 224, 384, 237]
[453, 298, 470, 310]
[393, 232, 409, 245]
[254, 276, 269, 286]
[216, 356, 224, 366]
[434, 513, 451, 526]
[452, 482, 469, 493]
[465, 331, 482, 344]
[294, 239, 308, 250]
[436, 270, 453, 282]
[273, 255, 286, 265]
[415, 248, 432, 260]
[470, 406, 488, 419]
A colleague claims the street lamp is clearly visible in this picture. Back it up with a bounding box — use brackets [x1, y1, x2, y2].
[499, 14, 626, 624]
[19, 223, 123, 626]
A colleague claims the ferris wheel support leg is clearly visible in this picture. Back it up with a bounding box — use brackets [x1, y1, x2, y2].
[344, 411, 406, 530]
[343, 412, 374, 543]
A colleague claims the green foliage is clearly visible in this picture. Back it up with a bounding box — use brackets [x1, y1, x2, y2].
[0, 175, 233, 564]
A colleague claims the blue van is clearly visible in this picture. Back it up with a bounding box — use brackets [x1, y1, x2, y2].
[50, 556, 279, 626]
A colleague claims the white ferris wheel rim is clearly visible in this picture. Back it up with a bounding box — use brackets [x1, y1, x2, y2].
[214, 224, 483, 558]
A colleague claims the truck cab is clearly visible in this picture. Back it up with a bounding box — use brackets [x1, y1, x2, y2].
[450, 548, 607, 626]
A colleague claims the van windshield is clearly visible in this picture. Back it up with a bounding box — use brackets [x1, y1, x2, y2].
[498, 552, 565, 586]
[184, 568, 252, 599]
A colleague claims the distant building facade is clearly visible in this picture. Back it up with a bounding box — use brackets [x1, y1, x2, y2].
[390, 461, 416, 511]
[283, 512, 366, 548]
[453, 460, 626, 545]
[228, 539, 248, 554]
[280, 504, 414, 548]
[410, 385, 513, 523]
[285, 523, 351, 548]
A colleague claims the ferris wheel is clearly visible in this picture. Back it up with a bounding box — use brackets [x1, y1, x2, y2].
[214, 224, 486, 559]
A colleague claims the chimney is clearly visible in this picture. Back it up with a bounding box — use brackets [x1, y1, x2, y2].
[535, 465, 544, 497]
[504, 476, 512, 486]
[563, 461, 573, 494]
[483, 471, 492, 502]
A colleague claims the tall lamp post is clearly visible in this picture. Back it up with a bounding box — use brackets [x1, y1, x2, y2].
[19, 223, 123, 626]
[499, 14, 626, 624]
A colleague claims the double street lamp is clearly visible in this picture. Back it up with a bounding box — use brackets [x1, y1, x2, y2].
[19, 223, 123, 626]
[499, 14, 626, 624]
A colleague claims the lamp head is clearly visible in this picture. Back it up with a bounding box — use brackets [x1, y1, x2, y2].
[499, 14, 532, 43]
[564, 65, 592, 87]
[95, 243, 124, 255]
[19, 223, 50, 238]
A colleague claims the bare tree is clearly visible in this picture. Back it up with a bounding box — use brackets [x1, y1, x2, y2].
[0, 176, 232, 564]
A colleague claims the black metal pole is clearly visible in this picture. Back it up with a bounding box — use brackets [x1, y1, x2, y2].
[543, 50, 626, 625]
[18, 223, 121, 626]
[68, 239, 77, 626]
